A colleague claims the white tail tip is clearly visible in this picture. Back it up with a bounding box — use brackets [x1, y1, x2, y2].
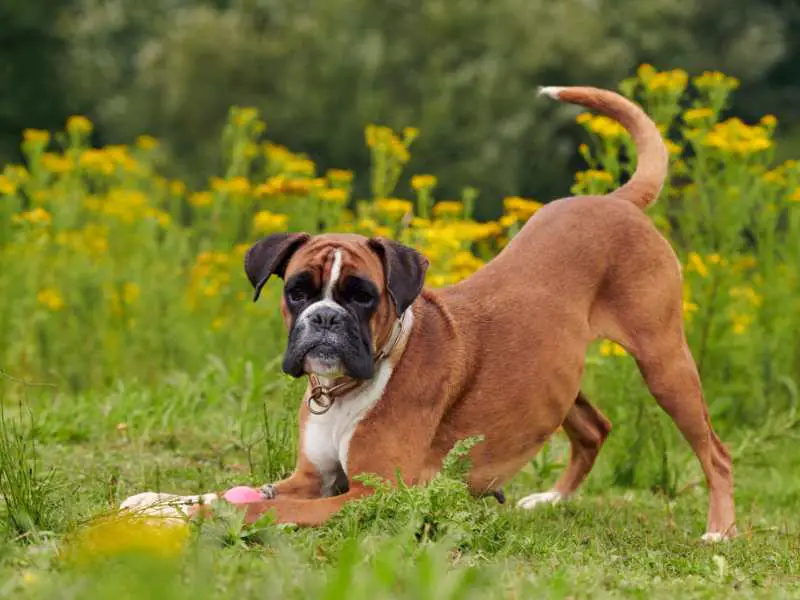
[538, 86, 566, 99]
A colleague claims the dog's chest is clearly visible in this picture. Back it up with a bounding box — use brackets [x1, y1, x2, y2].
[302, 361, 393, 496]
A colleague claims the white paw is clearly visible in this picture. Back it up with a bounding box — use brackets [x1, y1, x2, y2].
[701, 532, 729, 543]
[120, 491, 217, 518]
[517, 490, 562, 510]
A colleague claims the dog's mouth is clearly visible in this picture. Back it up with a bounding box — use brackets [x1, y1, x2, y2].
[303, 344, 346, 378]
[283, 336, 375, 381]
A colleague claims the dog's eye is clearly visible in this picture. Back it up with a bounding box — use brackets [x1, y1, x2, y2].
[351, 289, 374, 306]
[287, 288, 308, 304]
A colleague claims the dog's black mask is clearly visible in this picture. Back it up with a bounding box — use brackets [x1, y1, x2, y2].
[281, 270, 379, 380]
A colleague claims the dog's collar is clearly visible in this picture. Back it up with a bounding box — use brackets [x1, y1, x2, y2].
[307, 311, 408, 415]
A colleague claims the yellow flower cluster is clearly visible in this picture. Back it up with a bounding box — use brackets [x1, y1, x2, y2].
[599, 340, 627, 357]
[365, 125, 415, 164]
[211, 176, 251, 195]
[411, 174, 437, 191]
[701, 118, 772, 155]
[432, 201, 464, 218]
[84, 189, 170, 227]
[637, 65, 689, 94]
[55, 224, 110, 258]
[12, 208, 52, 226]
[503, 197, 543, 221]
[686, 252, 728, 278]
[375, 198, 413, 219]
[253, 210, 289, 233]
[0, 174, 16, 195]
[37, 287, 65, 311]
[576, 113, 629, 140]
[63, 514, 189, 565]
[693, 71, 740, 92]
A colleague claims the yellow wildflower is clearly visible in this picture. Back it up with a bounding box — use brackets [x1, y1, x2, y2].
[212, 317, 226, 330]
[576, 113, 593, 125]
[122, 283, 141, 305]
[376, 198, 414, 218]
[703, 118, 772, 155]
[504, 196, 543, 220]
[13, 208, 52, 226]
[693, 71, 740, 92]
[63, 514, 189, 565]
[410, 217, 432, 228]
[579, 115, 629, 140]
[411, 174, 437, 191]
[499, 215, 519, 228]
[23, 129, 50, 146]
[37, 287, 65, 311]
[66, 115, 93, 137]
[790, 188, 800, 203]
[287, 159, 316, 176]
[41, 152, 72, 174]
[189, 191, 213, 207]
[232, 107, 260, 127]
[683, 108, 714, 124]
[706, 254, 728, 267]
[0, 174, 17, 195]
[760, 114, 777, 128]
[432, 201, 464, 218]
[135, 135, 159, 150]
[645, 69, 688, 93]
[599, 340, 627, 357]
[686, 252, 709, 278]
[665, 140, 682, 157]
[389, 139, 410, 163]
[253, 210, 289, 233]
[263, 143, 293, 164]
[403, 127, 420, 143]
[169, 180, 186, 196]
[327, 169, 354, 184]
[729, 286, 762, 307]
[730, 313, 753, 335]
[211, 176, 250, 195]
[79, 149, 114, 175]
[320, 188, 348, 205]
[576, 170, 614, 185]
[637, 63, 656, 80]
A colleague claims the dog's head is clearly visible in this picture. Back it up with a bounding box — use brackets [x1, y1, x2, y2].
[244, 233, 428, 380]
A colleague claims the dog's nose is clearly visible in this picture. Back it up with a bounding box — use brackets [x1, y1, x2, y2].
[309, 306, 343, 329]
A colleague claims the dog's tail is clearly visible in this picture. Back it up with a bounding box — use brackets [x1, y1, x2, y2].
[539, 86, 668, 210]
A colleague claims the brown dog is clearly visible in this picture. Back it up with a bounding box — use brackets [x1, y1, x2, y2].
[122, 86, 735, 540]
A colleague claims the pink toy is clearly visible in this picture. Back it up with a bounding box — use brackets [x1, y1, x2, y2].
[222, 486, 263, 504]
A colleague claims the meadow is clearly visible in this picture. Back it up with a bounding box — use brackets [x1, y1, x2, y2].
[0, 65, 799, 598]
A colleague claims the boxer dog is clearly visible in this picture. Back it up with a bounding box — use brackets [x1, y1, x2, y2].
[122, 86, 735, 541]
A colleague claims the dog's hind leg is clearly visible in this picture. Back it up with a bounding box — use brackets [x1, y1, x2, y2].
[630, 335, 735, 540]
[517, 392, 611, 509]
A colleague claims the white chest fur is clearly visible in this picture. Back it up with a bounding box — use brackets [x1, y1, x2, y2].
[302, 357, 394, 497]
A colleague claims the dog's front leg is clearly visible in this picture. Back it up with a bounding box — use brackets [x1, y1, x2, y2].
[235, 482, 372, 526]
[216, 376, 450, 527]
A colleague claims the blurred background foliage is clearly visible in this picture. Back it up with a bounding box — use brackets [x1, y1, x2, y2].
[2, 0, 800, 219]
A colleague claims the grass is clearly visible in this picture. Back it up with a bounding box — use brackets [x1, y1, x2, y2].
[1, 356, 799, 599]
[1, 65, 799, 597]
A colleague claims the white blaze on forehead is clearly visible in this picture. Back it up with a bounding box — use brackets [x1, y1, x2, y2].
[324, 249, 343, 300]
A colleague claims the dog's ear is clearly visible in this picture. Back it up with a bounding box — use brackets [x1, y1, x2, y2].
[368, 237, 429, 316]
[245, 232, 310, 301]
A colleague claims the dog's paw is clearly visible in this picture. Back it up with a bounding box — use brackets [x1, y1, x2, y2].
[259, 484, 277, 500]
[120, 491, 217, 519]
[516, 490, 562, 510]
[700, 531, 730, 543]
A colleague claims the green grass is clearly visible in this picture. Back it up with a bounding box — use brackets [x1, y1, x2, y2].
[1, 354, 798, 599]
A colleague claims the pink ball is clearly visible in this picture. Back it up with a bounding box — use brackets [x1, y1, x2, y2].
[223, 486, 263, 504]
